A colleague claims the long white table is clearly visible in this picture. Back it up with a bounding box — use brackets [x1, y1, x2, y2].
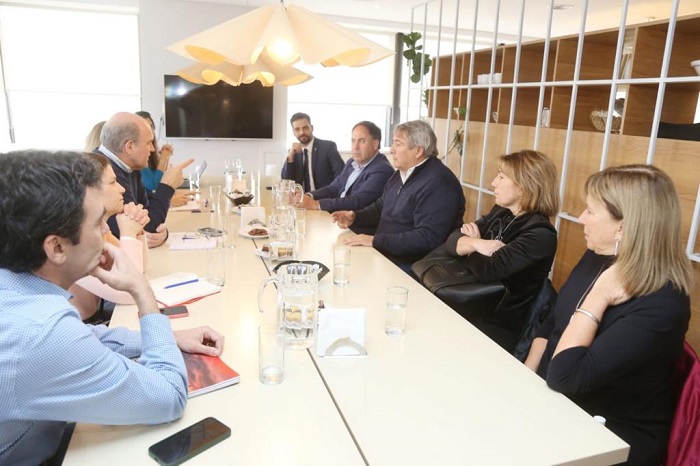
[64, 208, 365, 465]
[65, 196, 629, 465]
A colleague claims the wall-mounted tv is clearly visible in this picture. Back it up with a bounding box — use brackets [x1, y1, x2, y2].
[163, 75, 273, 139]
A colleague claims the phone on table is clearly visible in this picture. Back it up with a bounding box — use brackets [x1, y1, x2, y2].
[148, 417, 231, 466]
[160, 306, 189, 319]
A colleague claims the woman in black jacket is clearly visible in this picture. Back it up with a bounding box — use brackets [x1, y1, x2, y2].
[525, 165, 693, 465]
[442, 150, 560, 351]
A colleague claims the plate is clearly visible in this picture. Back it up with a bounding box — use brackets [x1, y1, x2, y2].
[239, 228, 269, 239]
[255, 246, 270, 258]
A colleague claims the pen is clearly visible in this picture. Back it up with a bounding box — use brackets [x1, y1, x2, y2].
[164, 278, 199, 289]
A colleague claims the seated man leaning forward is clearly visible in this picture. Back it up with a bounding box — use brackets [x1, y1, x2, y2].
[297, 120, 394, 213]
[332, 120, 465, 272]
[96, 112, 193, 248]
[0, 151, 223, 465]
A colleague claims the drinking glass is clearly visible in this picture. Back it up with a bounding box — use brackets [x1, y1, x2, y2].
[259, 323, 284, 385]
[333, 246, 350, 285]
[385, 286, 408, 336]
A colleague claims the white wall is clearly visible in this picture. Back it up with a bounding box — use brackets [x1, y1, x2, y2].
[138, 0, 289, 179]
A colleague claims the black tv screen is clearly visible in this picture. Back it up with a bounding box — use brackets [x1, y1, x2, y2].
[164, 75, 273, 139]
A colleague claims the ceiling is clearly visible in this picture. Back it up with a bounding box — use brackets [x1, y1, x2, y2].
[185, 0, 700, 43]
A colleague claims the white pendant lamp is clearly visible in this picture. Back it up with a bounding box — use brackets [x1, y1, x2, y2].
[167, 1, 394, 86]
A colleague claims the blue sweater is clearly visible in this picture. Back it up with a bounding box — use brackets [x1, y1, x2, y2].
[311, 153, 394, 212]
[353, 157, 465, 267]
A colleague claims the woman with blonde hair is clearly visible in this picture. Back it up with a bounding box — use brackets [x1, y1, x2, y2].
[438, 149, 560, 351]
[526, 164, 694, 465]
[84, 121, 105, 152]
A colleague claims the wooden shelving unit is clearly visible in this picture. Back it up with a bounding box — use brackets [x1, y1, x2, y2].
[430, 14, 700, 139]
[428, 13, 700, 350]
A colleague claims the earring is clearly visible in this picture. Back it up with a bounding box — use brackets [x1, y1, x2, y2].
[614, 237, 620, 256]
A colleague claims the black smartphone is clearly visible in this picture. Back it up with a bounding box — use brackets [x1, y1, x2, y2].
[148, 417, 230, 466]
[160, 306, 189, 319]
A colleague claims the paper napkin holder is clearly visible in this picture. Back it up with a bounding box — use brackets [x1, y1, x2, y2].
[316, 308, 367, 357]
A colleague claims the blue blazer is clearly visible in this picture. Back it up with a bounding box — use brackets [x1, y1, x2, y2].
[311, 153, 394, 213]
[280, 138, 344, 191]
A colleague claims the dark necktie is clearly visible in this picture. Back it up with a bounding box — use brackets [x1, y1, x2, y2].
[302, 148, 311, 192]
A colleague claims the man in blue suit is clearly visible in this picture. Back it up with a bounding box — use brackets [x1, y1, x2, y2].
[281, 112, 344, 192]
[296, 121, 394, 214]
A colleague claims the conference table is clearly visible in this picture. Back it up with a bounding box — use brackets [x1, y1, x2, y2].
[64, 191, 629, 465]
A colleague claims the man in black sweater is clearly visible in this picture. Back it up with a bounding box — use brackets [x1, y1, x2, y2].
[332, 120, 465, 273]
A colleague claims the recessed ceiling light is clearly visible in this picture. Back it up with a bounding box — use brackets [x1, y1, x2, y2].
[553, 4, 574, 10]
[646, 16, 656, 22]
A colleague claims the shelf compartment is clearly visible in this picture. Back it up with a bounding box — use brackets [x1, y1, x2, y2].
[501, 41, 556, 83]
[550, 84, 615, 132]
[554, 30, 619, 81]
[632, 15, 700, 79]
[623, 83, 700, 137]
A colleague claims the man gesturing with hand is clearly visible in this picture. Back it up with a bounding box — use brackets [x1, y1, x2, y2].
[0, 151, 223, 465]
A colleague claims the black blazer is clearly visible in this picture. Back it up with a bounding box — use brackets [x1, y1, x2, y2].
[280, 138, 344, 191]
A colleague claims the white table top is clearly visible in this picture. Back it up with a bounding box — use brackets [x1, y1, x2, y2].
[65, 198, 629, 465]
[64, 208, 365, 466]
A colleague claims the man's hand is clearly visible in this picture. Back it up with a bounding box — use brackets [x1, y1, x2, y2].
[174, 327, 225, 357]
[157, 144, 174, 171]
[116, 202, 150, 237]
[331, 210, 355, 229]
[287, 142, 302, 163]
[170, 191, 190, 207]
[343, 234, 373, 247]
[297, 193, 320, 210]
[146, 223, 168, 248]
[161, 159, 195, 190]
[90, 243, 159, 316]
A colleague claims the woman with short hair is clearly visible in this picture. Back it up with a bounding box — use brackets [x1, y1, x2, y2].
[526, 164, 694, 465]
[440, 149, 560, 351]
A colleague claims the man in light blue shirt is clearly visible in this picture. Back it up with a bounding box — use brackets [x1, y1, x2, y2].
[0, 151, 223, 465]
[296, 121, 394, 216]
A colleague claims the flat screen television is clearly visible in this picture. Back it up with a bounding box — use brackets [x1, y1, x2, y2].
[163, 75, 273, 139]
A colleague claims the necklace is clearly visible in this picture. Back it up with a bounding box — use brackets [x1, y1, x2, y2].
[495, 213, 520, 241]
[575, 263, 608, 310]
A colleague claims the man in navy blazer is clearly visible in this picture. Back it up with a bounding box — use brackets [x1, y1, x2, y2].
[281, 112, 344, 192]
[297, 121, 394, 214]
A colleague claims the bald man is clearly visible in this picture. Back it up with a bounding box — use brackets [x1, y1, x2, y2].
[96, 112, 193, 248]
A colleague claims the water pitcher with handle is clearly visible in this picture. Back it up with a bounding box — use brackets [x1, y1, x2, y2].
[258, 262, 319, 350]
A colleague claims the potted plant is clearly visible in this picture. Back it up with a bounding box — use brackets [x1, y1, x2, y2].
[400, 32, 433, 84]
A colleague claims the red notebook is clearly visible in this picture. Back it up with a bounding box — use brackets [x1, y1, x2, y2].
[181, 352, 240, 398]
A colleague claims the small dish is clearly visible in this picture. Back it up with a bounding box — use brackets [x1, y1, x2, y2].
[239, 228, 269, 239]
[225, 191, 254, 206]
[255, 246, 271, 258]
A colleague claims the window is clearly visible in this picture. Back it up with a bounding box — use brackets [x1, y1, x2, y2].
[0, 4, 141, 152]
[286, 31, 395, 151]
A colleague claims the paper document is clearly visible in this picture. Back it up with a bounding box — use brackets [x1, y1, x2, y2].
[151, 272, 221, 306]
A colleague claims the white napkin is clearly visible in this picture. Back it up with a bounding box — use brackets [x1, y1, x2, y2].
[316, 307, 367, 357]
[239, 206, 266, 234]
